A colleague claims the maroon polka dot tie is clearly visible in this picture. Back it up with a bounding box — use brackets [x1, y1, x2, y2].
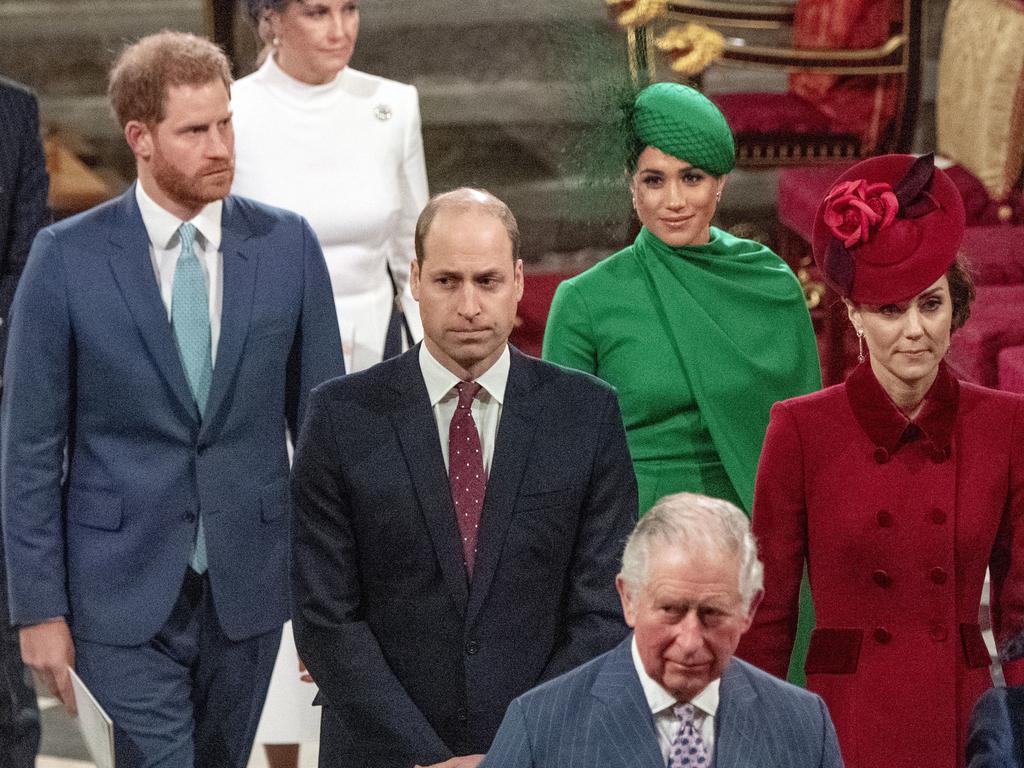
[449, 381, 486, 577]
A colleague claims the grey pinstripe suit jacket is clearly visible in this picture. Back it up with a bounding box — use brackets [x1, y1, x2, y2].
[481, 636, 844, 767]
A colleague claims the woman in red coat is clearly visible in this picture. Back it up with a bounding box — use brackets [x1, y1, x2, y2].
[737, 154, 1024, 768]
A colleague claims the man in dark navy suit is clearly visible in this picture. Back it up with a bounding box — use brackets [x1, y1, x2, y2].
[0, 74, 49, 768]
[1, 32, 343, 767]
[967, 634, 1024, 767]
[291, 188, 638, 768]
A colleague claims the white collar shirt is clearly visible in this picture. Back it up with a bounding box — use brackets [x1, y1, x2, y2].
[631, 635, 720, 764]
[135, 181, 224, 361]
[419, 343, 510, 476]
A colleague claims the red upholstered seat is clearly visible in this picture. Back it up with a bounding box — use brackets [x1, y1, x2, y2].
[777, 164, 855, 242]
[713, 93, 834, 136]
[998, 345, 1024, 393]
[509, 272, 576, 358]
[948, 285, 1024, 386]
[961, 226, 1024, 286]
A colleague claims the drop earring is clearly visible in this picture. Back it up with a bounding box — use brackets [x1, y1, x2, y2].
[856, 328, 865, 364]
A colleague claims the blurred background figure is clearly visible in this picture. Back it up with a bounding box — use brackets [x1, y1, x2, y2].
[0, 73, 49, 768]
[740, 154, 1024, 768]
[232, 0, 428, 374]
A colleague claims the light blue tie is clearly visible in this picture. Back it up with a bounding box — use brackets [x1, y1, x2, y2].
[171, 222, 212, 574]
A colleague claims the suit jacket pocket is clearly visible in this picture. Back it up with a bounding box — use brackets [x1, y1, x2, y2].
[261, 477, 289, 522]
[66, 487, 124, 531]
[805, 627, 862, 675]
[516, 487, 574, 512]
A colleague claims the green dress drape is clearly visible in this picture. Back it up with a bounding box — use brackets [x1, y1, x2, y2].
[542, 225, 821, 683]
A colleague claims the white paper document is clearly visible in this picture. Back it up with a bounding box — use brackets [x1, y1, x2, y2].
[69, 666, 115, 768]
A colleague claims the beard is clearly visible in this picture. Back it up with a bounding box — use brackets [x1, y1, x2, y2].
[150, 143, 234, 211]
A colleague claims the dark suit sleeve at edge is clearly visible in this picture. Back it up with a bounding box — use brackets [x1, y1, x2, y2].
[1, 229, 72, 625]
[540, 386, 636, 680]
[285, 219, 345, 437]
[290, 386, 450, 763]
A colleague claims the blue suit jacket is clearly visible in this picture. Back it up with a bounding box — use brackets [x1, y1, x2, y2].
[1, 185, 344, 644]
[968, 686, 1024, 768]
[0, 77, 49, 382]
[481, 636, 844, 768]
[291, 346, 637, 766]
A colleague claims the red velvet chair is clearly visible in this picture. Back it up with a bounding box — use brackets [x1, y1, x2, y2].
[653, 0, 923, 167]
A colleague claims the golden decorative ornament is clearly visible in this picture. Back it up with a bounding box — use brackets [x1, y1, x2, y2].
[654, 23, 725, 77]
[606, 0, 668, 28]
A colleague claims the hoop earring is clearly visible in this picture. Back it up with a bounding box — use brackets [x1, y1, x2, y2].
[856, 328, 865, 364]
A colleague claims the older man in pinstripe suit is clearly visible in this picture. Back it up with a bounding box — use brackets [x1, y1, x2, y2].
[482, 493, 844, 768]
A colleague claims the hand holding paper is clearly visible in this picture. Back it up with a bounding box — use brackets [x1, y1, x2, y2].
[19, 617, 77, 715]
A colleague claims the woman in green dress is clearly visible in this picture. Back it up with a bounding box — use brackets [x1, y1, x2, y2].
[543, 81, 821, 516]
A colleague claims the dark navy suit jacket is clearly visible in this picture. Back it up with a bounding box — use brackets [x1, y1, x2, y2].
[968, 686, 1024, 768]
[482, 636, 845, 768]
[1, 186, 344, 644]
[0, 76, 49, 384]
[291, 346, 638, 766]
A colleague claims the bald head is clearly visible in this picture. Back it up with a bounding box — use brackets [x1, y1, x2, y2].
[414, 188, 520, 266]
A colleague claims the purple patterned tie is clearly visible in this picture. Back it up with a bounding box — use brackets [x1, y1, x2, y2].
[667, 703, 709, 767]
[449, 381, 486, 576]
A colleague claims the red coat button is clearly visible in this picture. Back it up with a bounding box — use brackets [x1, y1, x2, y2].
[874, 627, 892, 644]
[929, 623, 948, 642]
[874, 447, 890, 464]
[872, 569, 892, 587]
[930, 508, 946, 524]
[876, 510, 893, 527]
[930, 567, 948, 585]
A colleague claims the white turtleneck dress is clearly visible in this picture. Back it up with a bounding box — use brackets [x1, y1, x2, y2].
[231, 55, 428, 745]
[232, 55, 428, 373]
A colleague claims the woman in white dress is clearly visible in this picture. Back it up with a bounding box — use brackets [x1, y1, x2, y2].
[230, 2, 428, 765]
[233, 0, 428, 374]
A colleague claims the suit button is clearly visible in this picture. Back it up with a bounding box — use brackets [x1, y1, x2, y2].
[930, 508, 946, 524]
[873, 447, 890, 464]
[929, 623, 948, 642]
[183, 511, 196, 523]
[931, 446, 949, 464]
[465, 640, 479, 656]
[876, 510, 893, 528]
[930, 567, 948, 585]
[873, 627, 892, 644]
[456, 707, 468, 723]
[872, 569, 892, 588]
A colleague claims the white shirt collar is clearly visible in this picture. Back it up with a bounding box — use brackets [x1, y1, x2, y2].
[419, 343, 510, 406]
[135, 181, 223, 251]
[630, 634, 721, 719]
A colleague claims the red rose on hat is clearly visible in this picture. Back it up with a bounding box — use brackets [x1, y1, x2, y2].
[822, 179, 899, 248]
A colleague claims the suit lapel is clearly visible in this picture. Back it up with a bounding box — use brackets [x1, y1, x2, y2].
[389, 349, 469, 617]
[590, 638, 665, 768]
[465, 349, 540, 627]
[199, 196, 256, 440]
[107, 186, 198, 423]
[714, 660, 763, 768]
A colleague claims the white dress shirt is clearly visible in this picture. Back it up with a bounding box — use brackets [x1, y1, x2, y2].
[631, 635, 720, 763]
[419, 343, 510, 476]
[135, 182, 223, 362]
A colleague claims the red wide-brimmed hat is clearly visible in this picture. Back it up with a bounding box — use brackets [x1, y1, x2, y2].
[811, 154, 966, 304]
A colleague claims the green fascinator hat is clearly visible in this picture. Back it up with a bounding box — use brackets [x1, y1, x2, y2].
[632, 82, 736, 176]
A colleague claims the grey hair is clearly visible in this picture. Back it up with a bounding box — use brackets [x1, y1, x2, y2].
[619, 492, 763, 610]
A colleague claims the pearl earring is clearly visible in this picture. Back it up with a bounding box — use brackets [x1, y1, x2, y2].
[272, 36, 280, 47]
